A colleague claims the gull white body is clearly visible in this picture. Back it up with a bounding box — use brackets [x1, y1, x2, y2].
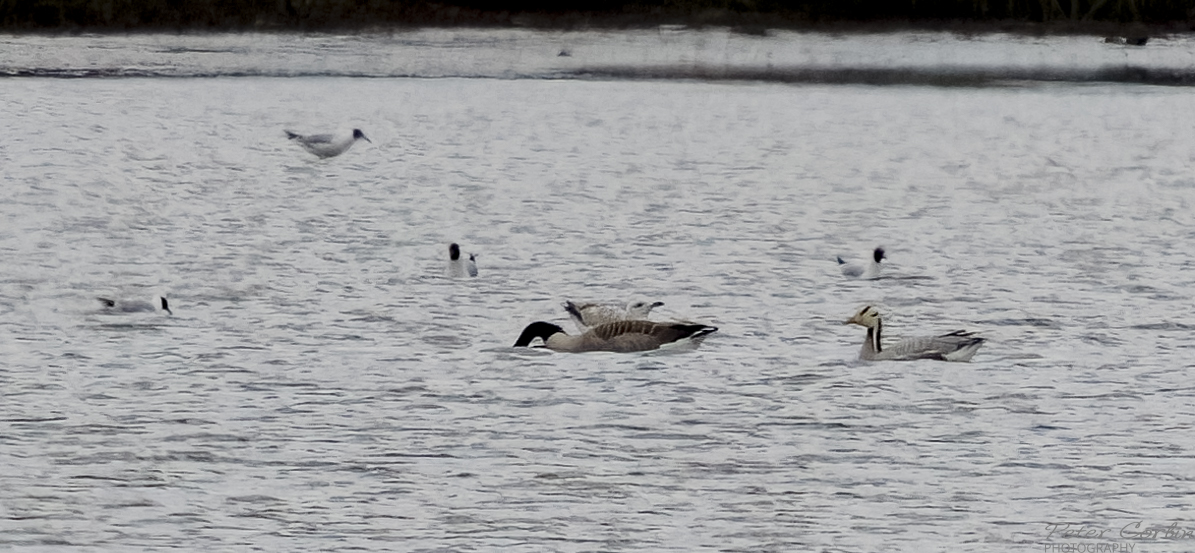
[446, 243, 477, 278]
[845, 306, 983, 362]
[838, 247, 886, 280]
[285, 128, 370, 158]
[563, 300, 664, 331]
[98, 296, 172, 315]
[514, 320, 717, 353]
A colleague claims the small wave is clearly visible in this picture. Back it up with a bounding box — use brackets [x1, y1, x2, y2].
[0, 67, 401, 79]
[158, 47, 247, 54]
[571, 65, 1195, 87]
[981, 317, 1062, 329]
[1129, 322, 1195, 331]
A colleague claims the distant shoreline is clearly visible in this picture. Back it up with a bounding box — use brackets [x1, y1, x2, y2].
[1, 3, 1191, 36]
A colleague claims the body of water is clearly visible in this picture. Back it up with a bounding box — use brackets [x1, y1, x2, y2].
[1, 28, 1194, 552]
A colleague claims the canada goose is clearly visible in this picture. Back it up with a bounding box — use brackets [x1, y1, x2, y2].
[285, 128, 370, 158]
[838, 247, 885, 279]
[513, 320, 717, 353]
[98, 296, 172, 315]
[845, 306, 983, 361]
[447, 243, 478, 278]
[563, 300, 664, 330]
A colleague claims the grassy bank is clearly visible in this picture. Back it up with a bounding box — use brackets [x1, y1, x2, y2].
[1, 0, 1192, 32]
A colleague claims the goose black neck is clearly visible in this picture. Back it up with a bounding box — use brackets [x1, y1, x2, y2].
[869, 319, 883, 353]
[514, 322, 565, 347]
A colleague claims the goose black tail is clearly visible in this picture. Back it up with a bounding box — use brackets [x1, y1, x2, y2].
[675, 323, 718, 342]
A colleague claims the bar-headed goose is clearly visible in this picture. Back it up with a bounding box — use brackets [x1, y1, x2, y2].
[285, 128, 370, 158]
[98, 296, 172, 315]
[838, 247, 885, 279]
[563, 300, 664, 331]
[514, 320, 717, 353]
[447, 243, 478, 278]
[845, 306, 983, 361]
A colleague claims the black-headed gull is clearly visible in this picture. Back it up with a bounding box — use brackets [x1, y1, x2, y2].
[447, 243, 478, 278]
[98, 296, 172, 315]
[285, 128, 370, 158]
[838, 247, 885, 279]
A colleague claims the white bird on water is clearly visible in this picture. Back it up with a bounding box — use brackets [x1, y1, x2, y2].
[844, 306, 984, 362]
[447, 243, 477, 278]
[563, 300, 664, 331]
[838, 247, 886, 279]
[285, 128, 370, 158]
[513, 320, 717, 353]
[97, 296, 172, 315]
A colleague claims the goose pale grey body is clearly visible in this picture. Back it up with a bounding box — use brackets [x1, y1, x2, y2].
[514, 320, 716, 353]
[563, 300, 663, 330]
[846, 306, 983, 362]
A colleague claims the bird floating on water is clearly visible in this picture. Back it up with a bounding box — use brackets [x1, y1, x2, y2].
[514, 320, 717, 353]
[563, 300, 664, 331]
[844, 306, 984, 362]
[1104, 36, 1148, 46]
[285, 128, 370, 158]
[838, 247, 885, 280]
[98, 296, 172, 315]
[447, 243, 478, 278]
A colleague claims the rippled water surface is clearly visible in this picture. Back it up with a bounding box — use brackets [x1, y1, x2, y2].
[2, 30, 1194, 552]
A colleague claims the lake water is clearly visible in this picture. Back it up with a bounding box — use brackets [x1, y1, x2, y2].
[2, 28, 1195, 552]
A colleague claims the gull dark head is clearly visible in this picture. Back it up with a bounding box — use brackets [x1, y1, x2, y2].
[873, 247, 886, 263]
[846, 305, 881, 328]
[449, 243, 461, 261]
[352, 129, 371, 143]
[513, 322, 566, 347]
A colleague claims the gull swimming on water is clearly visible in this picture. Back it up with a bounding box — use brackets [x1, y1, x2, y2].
[563, 300, 664, 331]
[844, 306, 984, 362]
[98, 296, 172, 315]
[447, 243, 478, 278]
[285, 129, 370, 158]
[838, 247, 885, 279]
[513, 320, 717, 353]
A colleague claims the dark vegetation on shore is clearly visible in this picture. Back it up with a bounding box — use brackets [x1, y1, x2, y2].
[1, 0, 1192, 32]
